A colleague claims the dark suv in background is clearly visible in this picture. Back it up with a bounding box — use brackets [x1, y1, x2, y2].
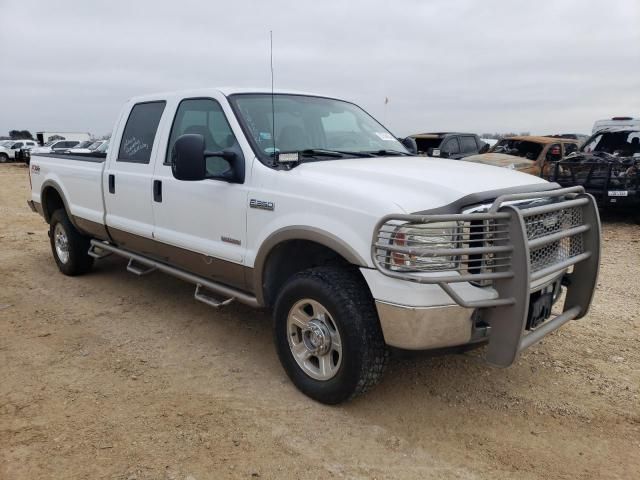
[410, 132, 489, 159]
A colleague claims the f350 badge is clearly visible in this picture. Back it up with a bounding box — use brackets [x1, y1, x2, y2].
[249, 199, 275, 211]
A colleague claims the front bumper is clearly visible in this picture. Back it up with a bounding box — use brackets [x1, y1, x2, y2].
[371, 186, 601, 367]
[375, 301, 474, 350]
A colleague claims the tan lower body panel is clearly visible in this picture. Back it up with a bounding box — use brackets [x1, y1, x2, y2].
[74, 217, 110, 240]
[104, 227, 253, 293]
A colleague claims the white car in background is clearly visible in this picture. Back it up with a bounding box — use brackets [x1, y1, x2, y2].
[67, 139, 108, 154]
[94, 140, 109, 154]
[63, 140, 94, 153]
[0, 139, 38, 162]
[30, 140, 80, 155]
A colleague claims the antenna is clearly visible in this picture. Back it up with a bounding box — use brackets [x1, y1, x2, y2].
[270, 30, 276, 162]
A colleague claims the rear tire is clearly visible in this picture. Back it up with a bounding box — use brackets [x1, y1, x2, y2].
[49, 209, 94, 276]
[273, 266, 388, 404]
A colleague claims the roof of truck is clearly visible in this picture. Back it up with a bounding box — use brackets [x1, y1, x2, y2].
[128, 87, 327, 103]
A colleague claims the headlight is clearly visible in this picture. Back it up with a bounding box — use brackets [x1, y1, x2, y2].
[390, 221, 460, 271]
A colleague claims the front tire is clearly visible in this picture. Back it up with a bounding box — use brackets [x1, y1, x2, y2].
[0, 153, 8, 163]
[274, 267, 388, 404]
[49, 209, 94, 276]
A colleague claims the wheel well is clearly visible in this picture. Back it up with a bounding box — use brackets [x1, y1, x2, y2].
[41, 186, 65, 223]
[262, 240, 361, 308]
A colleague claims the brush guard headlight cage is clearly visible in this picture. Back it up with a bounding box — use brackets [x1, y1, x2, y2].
[371, 186, 601, 367]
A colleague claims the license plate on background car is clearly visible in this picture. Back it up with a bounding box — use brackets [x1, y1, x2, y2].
[608, 190, 628, 197]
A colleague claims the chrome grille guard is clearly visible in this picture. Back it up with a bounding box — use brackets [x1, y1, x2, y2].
[371, 186, 601, 367]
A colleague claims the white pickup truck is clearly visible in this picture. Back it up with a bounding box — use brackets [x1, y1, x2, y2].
[28, 88, 601, 404]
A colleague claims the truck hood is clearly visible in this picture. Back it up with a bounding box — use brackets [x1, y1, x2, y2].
[462, 153, 535, 170]
[293, 156, 549, 213]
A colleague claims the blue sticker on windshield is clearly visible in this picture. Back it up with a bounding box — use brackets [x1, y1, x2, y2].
[259, 132, 272, 140]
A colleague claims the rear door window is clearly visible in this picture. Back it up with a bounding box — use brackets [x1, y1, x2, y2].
[460, 136, 478, 153]
[118, 101, 166, 164]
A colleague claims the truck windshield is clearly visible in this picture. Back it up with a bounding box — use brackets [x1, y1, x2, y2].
[582, 130, 640, 156]
[491, 139, 543, 160]
[229, 94, 408, 163]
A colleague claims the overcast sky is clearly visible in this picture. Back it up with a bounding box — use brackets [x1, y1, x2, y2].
[1, 0, 639, 138]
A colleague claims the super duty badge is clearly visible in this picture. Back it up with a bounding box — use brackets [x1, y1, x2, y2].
[250, 199, 274, 211]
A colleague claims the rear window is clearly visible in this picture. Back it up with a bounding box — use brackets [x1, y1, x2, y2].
[414, 137, 442, 154]
[118, 101, 166, 163]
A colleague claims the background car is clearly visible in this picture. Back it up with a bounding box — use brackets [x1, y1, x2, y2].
[30, 140, 80, 154]
[462, 135, 579, 176]
[0, 139, 38, 162]
[63, 140, 94, 153]
[67, 139, 108, 154]
[550, 128, 640, 219]
[410, 132, 488, 159]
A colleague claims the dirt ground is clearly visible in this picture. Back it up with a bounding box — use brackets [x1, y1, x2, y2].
[1, 162, 638, 480]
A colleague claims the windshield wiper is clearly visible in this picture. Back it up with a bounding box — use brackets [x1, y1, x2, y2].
[301, 149, 379, 158]
[299, 149, 346, 158]
[367, 149, 414, 157]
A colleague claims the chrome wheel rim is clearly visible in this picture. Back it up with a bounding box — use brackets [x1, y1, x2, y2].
[287, 299, 342, 381]
[54, 223, 70, 264]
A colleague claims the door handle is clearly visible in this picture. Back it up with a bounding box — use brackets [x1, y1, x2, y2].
[153, 180, 162, 202]
[108, 174, 115, 194]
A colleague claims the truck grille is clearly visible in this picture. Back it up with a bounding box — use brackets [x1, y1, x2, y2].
[523, 206, 584, 273]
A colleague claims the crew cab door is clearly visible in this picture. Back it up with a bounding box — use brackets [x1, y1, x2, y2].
[150, 96, 249, 290]
[103, 101, 167, 247]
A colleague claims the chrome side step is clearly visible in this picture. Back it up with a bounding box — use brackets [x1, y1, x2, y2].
[88, 243, 113, 259]
[88, 240, 259, 308]
[127, 259, 156, 276]
[194, 284, 235, 308]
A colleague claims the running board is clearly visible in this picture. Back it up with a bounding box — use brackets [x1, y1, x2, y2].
[88, 240, 259, 308]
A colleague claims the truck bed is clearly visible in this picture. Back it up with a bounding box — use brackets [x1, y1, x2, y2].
[30, 152, 106, 228]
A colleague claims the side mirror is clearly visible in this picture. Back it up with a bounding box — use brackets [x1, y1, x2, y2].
[172, 134, 207, 181]
[172, 134, 245, 183]
[400, 137, 417, 155]
[479, 143, 490, 154]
